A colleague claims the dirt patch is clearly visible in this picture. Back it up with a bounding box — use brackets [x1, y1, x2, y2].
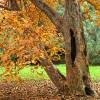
[0, 80, 99, 100]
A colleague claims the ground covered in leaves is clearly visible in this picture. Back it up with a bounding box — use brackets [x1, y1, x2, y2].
[0, 80, 100, 100]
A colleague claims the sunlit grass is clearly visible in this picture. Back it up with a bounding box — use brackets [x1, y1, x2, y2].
[0, 64, 100, 81]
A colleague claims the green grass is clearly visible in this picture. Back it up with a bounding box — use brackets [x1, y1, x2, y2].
[89, 66, 100, 82]
[0, 64, 100, 81]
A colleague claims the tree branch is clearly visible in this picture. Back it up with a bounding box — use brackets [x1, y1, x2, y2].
[30, 0, 63, 32]
[39, 57, 66, 90]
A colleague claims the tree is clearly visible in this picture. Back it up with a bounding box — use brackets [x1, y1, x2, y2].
[0, 0, 99, 98]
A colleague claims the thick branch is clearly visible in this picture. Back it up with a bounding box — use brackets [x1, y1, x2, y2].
[38, 45, 66, 91]
[40, 57, 66, 91]
[30, 0, 63, 32]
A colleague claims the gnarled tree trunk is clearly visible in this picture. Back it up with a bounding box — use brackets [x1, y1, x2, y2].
[63, 0, 94, 96]
[30, 0, 95, 97]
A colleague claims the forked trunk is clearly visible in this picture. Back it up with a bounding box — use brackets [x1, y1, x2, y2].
[40, 0, 95, 97]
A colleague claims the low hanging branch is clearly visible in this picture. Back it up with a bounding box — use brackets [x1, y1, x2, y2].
[30, 0, 64, 32]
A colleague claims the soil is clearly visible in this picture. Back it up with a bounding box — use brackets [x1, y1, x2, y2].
[0, 80, 99, 100]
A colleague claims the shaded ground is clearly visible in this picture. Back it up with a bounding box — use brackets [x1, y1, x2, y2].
[0, 80, 100, 100]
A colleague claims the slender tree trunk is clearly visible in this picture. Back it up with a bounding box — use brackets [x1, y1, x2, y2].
[40, 57, 68, 93]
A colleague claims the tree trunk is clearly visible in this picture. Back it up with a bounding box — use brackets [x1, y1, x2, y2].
[63, 0, 94, 96]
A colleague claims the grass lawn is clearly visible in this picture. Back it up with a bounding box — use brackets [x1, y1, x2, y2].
[0, 64, 100, 81]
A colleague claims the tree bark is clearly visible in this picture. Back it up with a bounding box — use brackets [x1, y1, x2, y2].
[40, 57, 68, 93]
[63, 0, 95, 96]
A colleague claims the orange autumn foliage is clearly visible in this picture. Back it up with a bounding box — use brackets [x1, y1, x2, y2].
[0, 0, 64, 81]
